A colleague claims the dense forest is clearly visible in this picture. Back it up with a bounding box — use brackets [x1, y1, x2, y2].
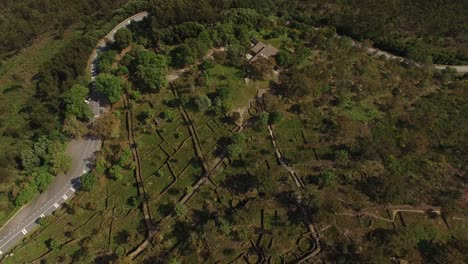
[0, 0, 149, 223]
[0, 0, 467, 263]
[0, 0, 132, 59]
[288, 0, 468, 64]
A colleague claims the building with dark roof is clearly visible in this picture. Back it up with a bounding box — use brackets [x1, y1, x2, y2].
[247, 41, 279, 63]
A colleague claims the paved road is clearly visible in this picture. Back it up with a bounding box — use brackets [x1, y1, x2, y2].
[0, 11, 149, 258]
[355, 41, 468, 73]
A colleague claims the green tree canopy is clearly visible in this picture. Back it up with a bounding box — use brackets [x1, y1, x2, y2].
[136, 64, 167, 91]
[170, 44, 197, 68]
[46, 238, 60, 250]
[110, 165, 124, 181]
[95, 73, 125, 104]
[80, 173, 97, 192]
[268, 111, 282, 125]
[33, 169, 53, 193]
[130, 48, 168, 91]
[227, 143, 242, 158]
[193, 95, 212, 112]
[114, 28, 133, 50]
[15, 184, 38, 206]
[62, 115, 87, 138]
[62, 84, 92, 120]
[97, 50, 118, 73]
[278, 69, 314, 98]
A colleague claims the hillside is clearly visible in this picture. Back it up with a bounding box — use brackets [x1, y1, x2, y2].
[0, 1, 467, 263]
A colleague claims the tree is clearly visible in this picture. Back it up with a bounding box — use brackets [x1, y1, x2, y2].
[46, 238, 60, 251]
[231, 133, 246, 145]
[170, 44, 197, 68]
[168, 259, 181, 264]
[227, 143, 242, 158]
[114, 28, 133, 50]
[130, 48, 168, 91]
[318, 171, 336, 188]
[80, 173, 97, 192]
[62, 84, 92, 120]
[201, 59, 215, 71]
[128, 195, 143, 208]
[186, 31, 213, 58]
[110, 165, 123, 181]
[268, 111, 282, 125]
[224, 173, 259, 194]
[251, 57, 276, 80]
[175, 203, 187, 217]
[335, 150, 350, 166]
[118, 148, 132, 168]
[130, 90, 141, 100]
[15, 184, 38, 206]
[193, 95, 212, 112]
[20, 149, 40, 173]
[37, 216, 48, 226]
[92, 113, 121, 139]
[136, 64, 167, 91]
[33, 169, 53, 193]
[50, 151, 72, 175]
[276, 50, 293, 67]
[97, 50, 118, 73]
[226, 44, 245, 67]
[95, 157, 107, 175]
[95, 73, 124, 104]
[216, 86, 230, 101]
[63, 115, 87, 138]
[114, 66, 129, 76]
[256, 112, 269, 129]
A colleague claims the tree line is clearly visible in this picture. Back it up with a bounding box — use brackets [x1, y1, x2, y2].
[285, 0, 468, 65]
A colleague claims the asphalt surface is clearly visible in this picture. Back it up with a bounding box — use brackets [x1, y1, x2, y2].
[357, 42, 468, 73]
[0, 11, 149, 258]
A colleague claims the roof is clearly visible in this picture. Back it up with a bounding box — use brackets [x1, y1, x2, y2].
[249, 41, 279, 63]
[251, 42, 266, 54]
[259, 44, 279, 58]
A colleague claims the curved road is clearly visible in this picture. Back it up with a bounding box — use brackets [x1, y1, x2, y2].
[352, 40, 468, 73]
[0, 12, 149, 257]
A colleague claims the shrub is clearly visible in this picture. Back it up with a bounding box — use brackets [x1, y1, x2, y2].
[174, 203, 187, 217]
[193, 95, 212, 112]
[268, 111, 282, 125]
[110, 165, 124, 181]
[46, 238, 60, 251]
[227, 143, 242, 158]
[14, 185, 38, 206]
[318, 171, 336, 188]
[128, 195, 143, 208]
[34, 170, 53, 193]
[80, 173, 97, 192]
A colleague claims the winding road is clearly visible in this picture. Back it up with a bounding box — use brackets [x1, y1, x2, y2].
[366, 46, 468, 73]
[0, 11, 149, 258]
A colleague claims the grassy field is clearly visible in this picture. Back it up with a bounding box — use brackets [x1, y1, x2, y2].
[205, 64, 259, 111]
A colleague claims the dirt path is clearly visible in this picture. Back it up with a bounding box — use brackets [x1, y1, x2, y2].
[166, 47, 225, 82]
[267, 125, 305, 188]
[123, 95, 157, 259]
[337, 205, 442, 223]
